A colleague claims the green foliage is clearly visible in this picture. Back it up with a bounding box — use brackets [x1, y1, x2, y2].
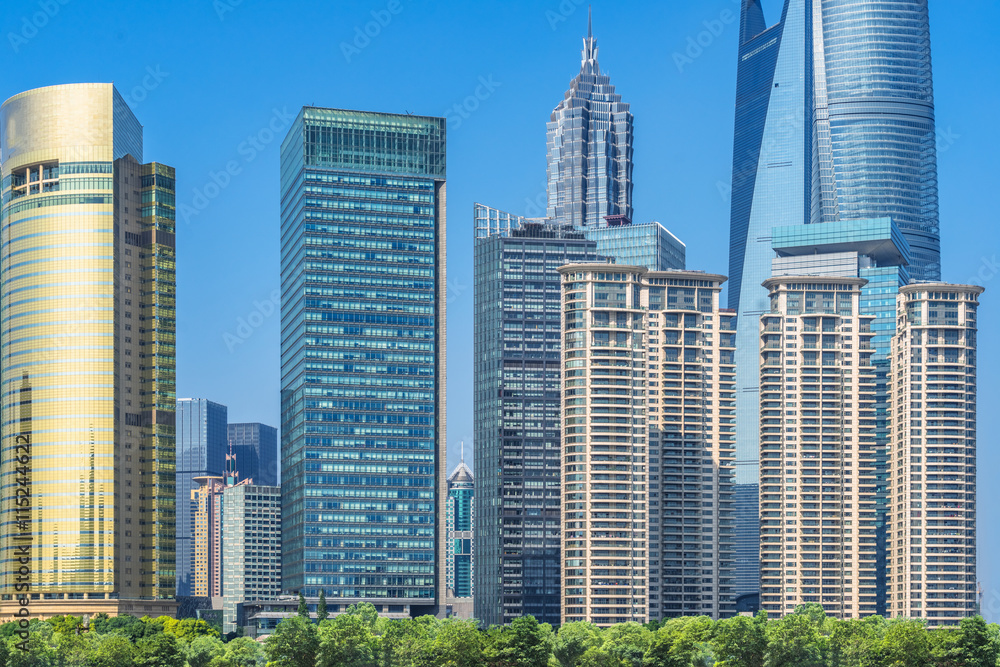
[484, 616, 553, 667]
[223, 636, 266, 667]
[643, 616, 715, 667]
[186, 635, 227, 667]
[2, 606, 1000, 667]
[297, 592, 310, 621]
[764, 611, 828, 667]
[264, 616, 318, 667]
[599, 622, 649, 667]
[553, 621, 601, 667]
[315, 603, 381, 667]
[136, 632, 184, 667]
[713, 610, 767, 667]
[90, 633, 139, 667]
[317, 590, 329, 624]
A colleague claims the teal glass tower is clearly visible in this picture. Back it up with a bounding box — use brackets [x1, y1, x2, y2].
[279, 108, 447, 616]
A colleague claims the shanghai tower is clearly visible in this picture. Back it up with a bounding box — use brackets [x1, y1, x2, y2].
[728, 0, 941, 597]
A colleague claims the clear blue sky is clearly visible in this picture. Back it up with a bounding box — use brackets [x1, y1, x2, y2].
[4, 0, 998, 618]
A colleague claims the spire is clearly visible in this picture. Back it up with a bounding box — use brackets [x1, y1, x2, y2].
[460, 440, 465, 463]
[581, 5, 599, 74]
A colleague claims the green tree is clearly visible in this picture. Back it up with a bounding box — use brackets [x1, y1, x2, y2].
[7, 622, 54, 667]
[90, 633, 138, 667]
[316, 591, 328, 624]
[186, 635, 226, 667]
[381, 617, 436, 667]
[136, 632, 184, 667]
[643, 616, 715, 667]
[553, 622, 601, 667]
[315, 603, 380, 667]
[264, 617, 318, 667]
[577, 647, 619, 667]
[712, 611, 767, 667]
[878, 619, 931, 667]
[164, 618, 219, 642]
[416, 618, 483, 667]
[223, 636, 266, 667]
[765, 612, 827, 667]
[297, 593, 310, 621]
[829, 616, 886, 667]
[53, 629, 92, 667]
[954, 616, 1000, 667]
[484, 616, 552, 667]
[599, 622, 649, 667]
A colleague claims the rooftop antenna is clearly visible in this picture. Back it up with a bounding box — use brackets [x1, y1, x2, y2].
[460, 440, 465, 464]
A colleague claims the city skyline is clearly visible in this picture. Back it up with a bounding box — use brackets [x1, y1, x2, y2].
[1, 0, 998, 621]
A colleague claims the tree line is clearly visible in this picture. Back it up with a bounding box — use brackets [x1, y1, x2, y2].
[0, 602, 998, 667]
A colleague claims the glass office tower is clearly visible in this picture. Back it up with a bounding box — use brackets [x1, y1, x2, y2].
[176, 399, 228, 597]
[728, 0, 942, 597]
[583, 221, 686, 272]
[228, 422, 279, 486]
[280, 108, 447, 616]
[444, 461, 474, 619]
[474, 205, 599, 626]
[0, 83, 177, 617]
[547, 9, 633, 229]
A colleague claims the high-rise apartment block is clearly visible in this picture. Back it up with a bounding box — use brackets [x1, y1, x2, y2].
[222, 484, 282, 634]
[279, 107, 447, 615]
[758, 277, 879, 618]
[445, 461, 474, 619]
[474, 206, 600, 626]
[547, 10, 633, 229]
[227, 423, 278, 486]
[0, 83, 177, 618]
[728, 0, 943, 597]
[559, 265, 736, 625]
[191, 476, 226, 599]
[888, 284, 982, 625]
[176, 399, 228, 597]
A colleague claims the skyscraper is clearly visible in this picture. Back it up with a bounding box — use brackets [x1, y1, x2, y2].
[547, 9, 633, 230]
[445, 460, 474, 619]
[0, 83, 177, 617]
[758, 276, 879, 618]
[888, 283, 982, 626]
[228, 422, 279, 486]
[191, 476, 225, 599]
[176, 398, 228, 597]
[222, 483, 282, 634]
[584, 221, 686, 273]
[279, 107, 447, 616]
[473, 206, 600, 626]
[558, 265, 737, 624]
[728, 0, 942, 596]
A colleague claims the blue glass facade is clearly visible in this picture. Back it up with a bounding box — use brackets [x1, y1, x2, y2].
[227, 422, 279, 486]
[176, 398, 228, 597]
[728, 0, 942, 600]
[547, 13, 633, 229]
[473, 209, 599, 626]
[445, 464, 474, 600]
[583, 222, 685, 271]
[279, 108, 446, 614]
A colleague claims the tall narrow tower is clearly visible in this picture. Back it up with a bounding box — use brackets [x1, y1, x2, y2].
[279, 107, 447, 616]
[547, 8, 634, 229]
[0, 83, 177, 618]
